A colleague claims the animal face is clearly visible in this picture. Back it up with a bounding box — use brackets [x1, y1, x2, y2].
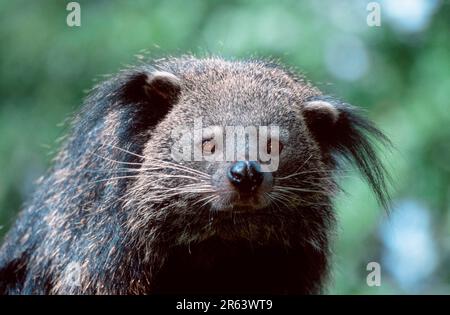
[116, 57, 389, 245]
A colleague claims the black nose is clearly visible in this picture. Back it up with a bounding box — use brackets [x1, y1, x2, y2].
[227, 161, 264, 193]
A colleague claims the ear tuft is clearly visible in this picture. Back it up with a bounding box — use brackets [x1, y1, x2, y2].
[108, 69, 182, 130]
[303, 100, 340, 124]
[144, 71, 181, 102]
[302, 96, 392, 210]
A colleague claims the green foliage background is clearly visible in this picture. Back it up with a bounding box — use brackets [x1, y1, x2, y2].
[0, 0, 449, 294]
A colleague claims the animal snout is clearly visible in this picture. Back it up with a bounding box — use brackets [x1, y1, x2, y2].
[227, 161, 264, 193]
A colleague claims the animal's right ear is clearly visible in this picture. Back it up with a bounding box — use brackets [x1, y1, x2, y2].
[69, 69, 182, 168]
[115, 70, 182, 127]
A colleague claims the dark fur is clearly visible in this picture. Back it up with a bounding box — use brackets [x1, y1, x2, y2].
[0, 56, 390, 294]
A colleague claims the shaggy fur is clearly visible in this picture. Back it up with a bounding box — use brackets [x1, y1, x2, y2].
[0, 56, 390, 294]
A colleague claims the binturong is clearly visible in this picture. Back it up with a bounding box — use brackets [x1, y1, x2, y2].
[0, 56, 391, 294]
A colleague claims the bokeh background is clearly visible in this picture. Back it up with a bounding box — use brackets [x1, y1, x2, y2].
[0, 0, 449, 294]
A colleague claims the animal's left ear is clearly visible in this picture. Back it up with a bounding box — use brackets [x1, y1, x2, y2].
[301, 95, 391, 209]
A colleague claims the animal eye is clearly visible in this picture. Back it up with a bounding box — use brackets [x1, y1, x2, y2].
[267, 139, 283, 154]
[202, 139, 216, 155]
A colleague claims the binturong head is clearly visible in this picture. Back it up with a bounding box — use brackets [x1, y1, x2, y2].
[100, 57, 392, 251]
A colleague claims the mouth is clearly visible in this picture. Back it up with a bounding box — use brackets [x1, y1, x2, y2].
[213, 191, 270, 212]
